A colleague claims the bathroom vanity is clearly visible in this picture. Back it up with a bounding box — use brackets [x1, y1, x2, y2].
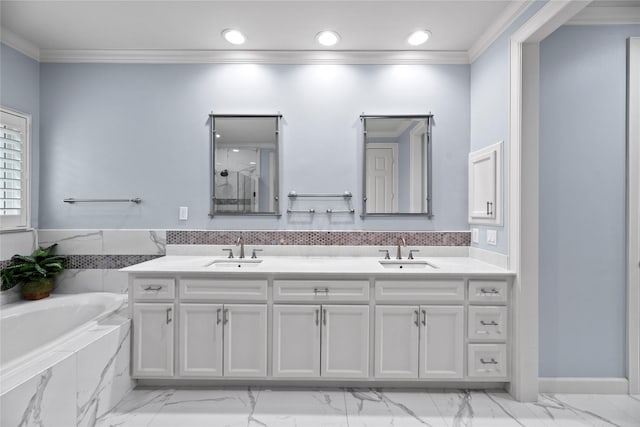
[123, 256, 512, 386]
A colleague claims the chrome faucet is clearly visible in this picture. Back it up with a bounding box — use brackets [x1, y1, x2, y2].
[396, 237, 406, 260]
[236, 236, 245, 259]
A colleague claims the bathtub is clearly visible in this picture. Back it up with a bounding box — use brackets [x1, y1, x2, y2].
[1, 292, 125, 375]
[0, 293, 134, 427]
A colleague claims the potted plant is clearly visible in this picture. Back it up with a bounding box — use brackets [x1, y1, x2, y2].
[0, 244, 66, 300]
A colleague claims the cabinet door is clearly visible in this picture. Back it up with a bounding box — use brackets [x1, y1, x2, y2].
[375, 306, 419, 378]
[272, 305, 320, 377]
[179, 304, 223, 377]
[419, 305, 464, 379]
[223, 304, 267, 377]
[321, 305, 369, 378]
[469, 149, 496, 220]
[133, 303, 174, 377]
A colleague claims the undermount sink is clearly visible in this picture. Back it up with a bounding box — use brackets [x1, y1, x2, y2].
[378, 260, 437, 269]
[208, 259, 263, 268]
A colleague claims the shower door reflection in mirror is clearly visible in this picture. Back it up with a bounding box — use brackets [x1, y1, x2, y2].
[362, 115, 433, 217]
[210, 115, 280, 216]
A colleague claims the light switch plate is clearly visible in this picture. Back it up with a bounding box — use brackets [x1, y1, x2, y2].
[179, 206, 188, 221]
[486, 229, 497, 245]
[472, 228, 479, 243]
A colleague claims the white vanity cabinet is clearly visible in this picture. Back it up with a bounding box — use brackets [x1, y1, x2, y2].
[375, 305, 463, 379]
[133, 302, 175, 377]
[128, 267, 511, 385]
[273, 304, 369, 378]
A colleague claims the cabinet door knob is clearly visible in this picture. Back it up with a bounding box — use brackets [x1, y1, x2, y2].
[414, 310, 420, 327]
[166, 307, 172, 324]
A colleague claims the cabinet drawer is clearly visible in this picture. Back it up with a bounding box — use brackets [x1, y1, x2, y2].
[180, 278, 267, 302]
[133, 278, 175, 300]
[467, 344, 508, 378]
[468, 280, 508, 303]
[375, 280, 464, 303]
[273, 280, 369, 302]
[468, 306, 508, 341]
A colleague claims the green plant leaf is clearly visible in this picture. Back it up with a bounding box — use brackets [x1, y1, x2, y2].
[12, 255, 36, 264]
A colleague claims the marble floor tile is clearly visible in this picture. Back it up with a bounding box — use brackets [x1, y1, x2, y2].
[97, 388, 640, 427]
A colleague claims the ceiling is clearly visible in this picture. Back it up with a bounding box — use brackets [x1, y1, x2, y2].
[1, 1, 638, 63]
[0, 1, 516, 54]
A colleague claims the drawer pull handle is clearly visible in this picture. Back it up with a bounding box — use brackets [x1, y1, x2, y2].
[144, 285, 163, 291]
[480, 320, 499, 326]
[223, 309, 229, 325]
[414, 310, 420, 327]
[314, 287, 330, 296]
[315, 309, 320, 326]
[217, 308, 222, 325]
[480, 288, 499, 294]
[323, 309, 327, 326]
[480, 358, 498, 365]
[166, 308, 172, 324]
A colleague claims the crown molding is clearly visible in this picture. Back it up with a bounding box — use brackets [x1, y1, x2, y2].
[38, 49, 469, 64]
[0, 27, 40, 61]
[468, 0, 536, 63]
[566, 6, 640, 25]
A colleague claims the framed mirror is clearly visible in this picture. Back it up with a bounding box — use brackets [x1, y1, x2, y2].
[209, 114, 281, 216]
[361, 115, 433, 217]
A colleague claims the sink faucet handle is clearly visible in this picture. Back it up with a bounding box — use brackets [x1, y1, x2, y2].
[378, 249, 390, 260]
[408, 249, 420, 260]
[222, 248, 234, 259]
[251, 249, 263, 259]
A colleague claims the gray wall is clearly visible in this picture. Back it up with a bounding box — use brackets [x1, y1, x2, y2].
[39, 63, 470, 230]
[0, 44, 39, 262]
[469, 0, 547, 254]
[539, 25, 640, 377]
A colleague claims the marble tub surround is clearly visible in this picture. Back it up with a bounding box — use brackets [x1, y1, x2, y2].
[0, 314, 134, 427]
[97, 388, 640, 427]
[38, 229, 167, 255]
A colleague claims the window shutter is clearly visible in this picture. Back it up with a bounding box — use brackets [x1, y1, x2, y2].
[0, 109, 29, 230]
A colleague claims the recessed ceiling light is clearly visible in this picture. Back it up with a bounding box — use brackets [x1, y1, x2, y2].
[249, 161, 256, 165]
[232, 149, 240, 152]
[407, 30, 431, 46]
[316, 30, 340, 47]
[222, 29, 246, 45]
[215, 133, 221, 138]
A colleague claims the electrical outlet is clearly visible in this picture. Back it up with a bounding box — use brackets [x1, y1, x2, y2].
[179, 206, 188, 221]
[486, 229, 497, 246]
[472, 228, 479, 243]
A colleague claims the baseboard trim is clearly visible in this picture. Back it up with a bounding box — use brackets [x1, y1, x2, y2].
[539, 377, 629, 394]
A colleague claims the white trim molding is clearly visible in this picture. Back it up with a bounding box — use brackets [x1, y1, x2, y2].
[507, 0, 591, 402]
[627, 37, 640, 395]
[0, 26, 40, 61]
[469, 0, 536, 63]
[567, 6, 640, 25]
[38, 49, 470, 65]
[539, 377, 630, 395]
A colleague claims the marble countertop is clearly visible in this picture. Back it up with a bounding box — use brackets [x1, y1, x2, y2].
[120, 255, 513, 277]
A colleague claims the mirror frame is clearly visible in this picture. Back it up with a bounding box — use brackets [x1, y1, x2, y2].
[361, 114, 433, 218]
[209, 113, 282, 217]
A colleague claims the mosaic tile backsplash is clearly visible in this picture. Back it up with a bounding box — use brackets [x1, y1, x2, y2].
[167, 230, 471, 247]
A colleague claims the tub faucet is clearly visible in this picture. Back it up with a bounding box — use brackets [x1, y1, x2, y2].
[396, 237, 406, 260]
[236, 236, 245, 259]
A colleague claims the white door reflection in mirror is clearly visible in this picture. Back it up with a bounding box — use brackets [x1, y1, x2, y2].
[362, 116, 433, 217]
